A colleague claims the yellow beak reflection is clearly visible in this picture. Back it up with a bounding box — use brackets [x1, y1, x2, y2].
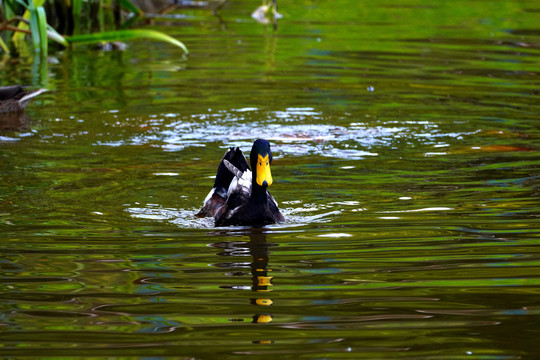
[256, 154, 273, 187]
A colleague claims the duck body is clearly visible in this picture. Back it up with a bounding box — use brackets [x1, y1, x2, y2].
[0, 85, 46, 113]
[214, 168, 282, 227]
[197, 139, 284, 227]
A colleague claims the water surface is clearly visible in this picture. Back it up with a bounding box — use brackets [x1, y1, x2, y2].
[1, 0, 540, 358]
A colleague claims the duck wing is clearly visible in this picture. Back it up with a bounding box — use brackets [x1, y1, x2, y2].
[214, 172, 251, 226]
[196, 147, 250, 218]
[224, 168, 252, 210]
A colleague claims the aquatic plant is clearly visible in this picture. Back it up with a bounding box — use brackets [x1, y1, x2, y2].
[0, 0, 188, 58]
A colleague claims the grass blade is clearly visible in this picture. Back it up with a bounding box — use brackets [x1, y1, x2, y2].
[12, 10, 30, 42]
[0, 37, 10, 54]
[72, 0, 82, 34]
[67, 29, 189, 54]
[47, 26, 69, 47]
[36, 6, 48, 55]
[4, 0, 17, 19]
[12, 0, 44, 42]
[29, 3, 41, 52]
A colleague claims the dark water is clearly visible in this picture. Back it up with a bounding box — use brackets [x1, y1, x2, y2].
[1, 0, 540, 358]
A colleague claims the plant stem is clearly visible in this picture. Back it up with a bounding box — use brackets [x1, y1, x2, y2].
[0, 23, 32, 34]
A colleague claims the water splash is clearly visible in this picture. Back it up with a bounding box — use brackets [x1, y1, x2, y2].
[125, 201, 343, 229]
[126, 205, 214, 228]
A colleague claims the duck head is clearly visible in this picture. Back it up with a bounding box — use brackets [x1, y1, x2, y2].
[250, 139, 273, 188]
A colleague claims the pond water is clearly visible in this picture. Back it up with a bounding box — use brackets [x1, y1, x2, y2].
[1, 0, 540, 358]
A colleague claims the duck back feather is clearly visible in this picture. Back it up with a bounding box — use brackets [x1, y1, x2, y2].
[196, 147, 249, 218]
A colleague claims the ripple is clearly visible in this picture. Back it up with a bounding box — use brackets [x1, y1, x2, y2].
[126, 205, 214, 228]
[0, 135, 20, 143]
[94, 108, 474, 159]
[381, 207, 454, 213]
[125, 203, 342, 229]
[318, 233, 353, 238]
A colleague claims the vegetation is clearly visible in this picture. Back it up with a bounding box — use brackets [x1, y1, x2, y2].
[0, 0, 188, 58]
[251, 0, 280, 28]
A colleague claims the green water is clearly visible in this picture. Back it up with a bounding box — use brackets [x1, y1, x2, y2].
[1, 0, 540, 358]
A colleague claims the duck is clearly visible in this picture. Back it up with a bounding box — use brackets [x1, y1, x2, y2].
[0, 85, 47, 113]
[196, 139, 284, 227]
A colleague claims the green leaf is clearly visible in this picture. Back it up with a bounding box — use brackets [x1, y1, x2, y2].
[29, 3, 41, 52]
[47, 25, 69, 47]
[12, 3, 30, 42]
[72, 0, 83, 34]
[67, 29, 189, 54]
[12, 0, 44, 42]
[0, 37, 10, 54]
[14, 0, 30, 10]
[36, 6, 48, 55]
[4, 0, 17, 19]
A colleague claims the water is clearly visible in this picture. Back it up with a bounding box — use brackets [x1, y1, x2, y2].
[1, 0, 540, 358]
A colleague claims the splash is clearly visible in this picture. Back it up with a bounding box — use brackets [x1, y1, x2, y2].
[125, 201, 342, 229]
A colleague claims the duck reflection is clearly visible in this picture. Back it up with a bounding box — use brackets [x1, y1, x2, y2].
[211, 229, 275, 324]
[0, 111, 30, 132]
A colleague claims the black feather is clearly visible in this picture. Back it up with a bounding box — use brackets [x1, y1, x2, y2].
[213, 147, 250, 197]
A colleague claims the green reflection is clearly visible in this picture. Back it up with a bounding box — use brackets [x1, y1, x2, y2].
[1, 0, 540, 358]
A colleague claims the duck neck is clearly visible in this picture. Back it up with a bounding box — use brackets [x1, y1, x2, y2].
[251, 181, 268, 204]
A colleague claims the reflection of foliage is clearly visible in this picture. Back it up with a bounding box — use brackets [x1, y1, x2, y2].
[0, 0, 188, 59]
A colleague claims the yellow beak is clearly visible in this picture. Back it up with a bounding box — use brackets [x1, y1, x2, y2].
[256, 154, 273, 187]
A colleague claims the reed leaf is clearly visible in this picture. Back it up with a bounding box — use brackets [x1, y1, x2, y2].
[11, 12, 30, 42]
[3, 0, 16, 20]
[0, 37, 10, 54]
[72, 0, 83, 34]
[67, 29, 189, 54]
[36, 6, 48, 55]
[28, 3, 41, 52]
[47, 26, 69, 47]
[11, 0, 45, 42]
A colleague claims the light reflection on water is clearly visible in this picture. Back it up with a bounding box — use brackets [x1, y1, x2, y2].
[1, 0, 540, 358]
[95, 107, 476, 159]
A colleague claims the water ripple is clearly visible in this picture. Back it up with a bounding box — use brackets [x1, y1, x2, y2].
[95, 107, 474, 159]
[125, 203, 342, 229]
